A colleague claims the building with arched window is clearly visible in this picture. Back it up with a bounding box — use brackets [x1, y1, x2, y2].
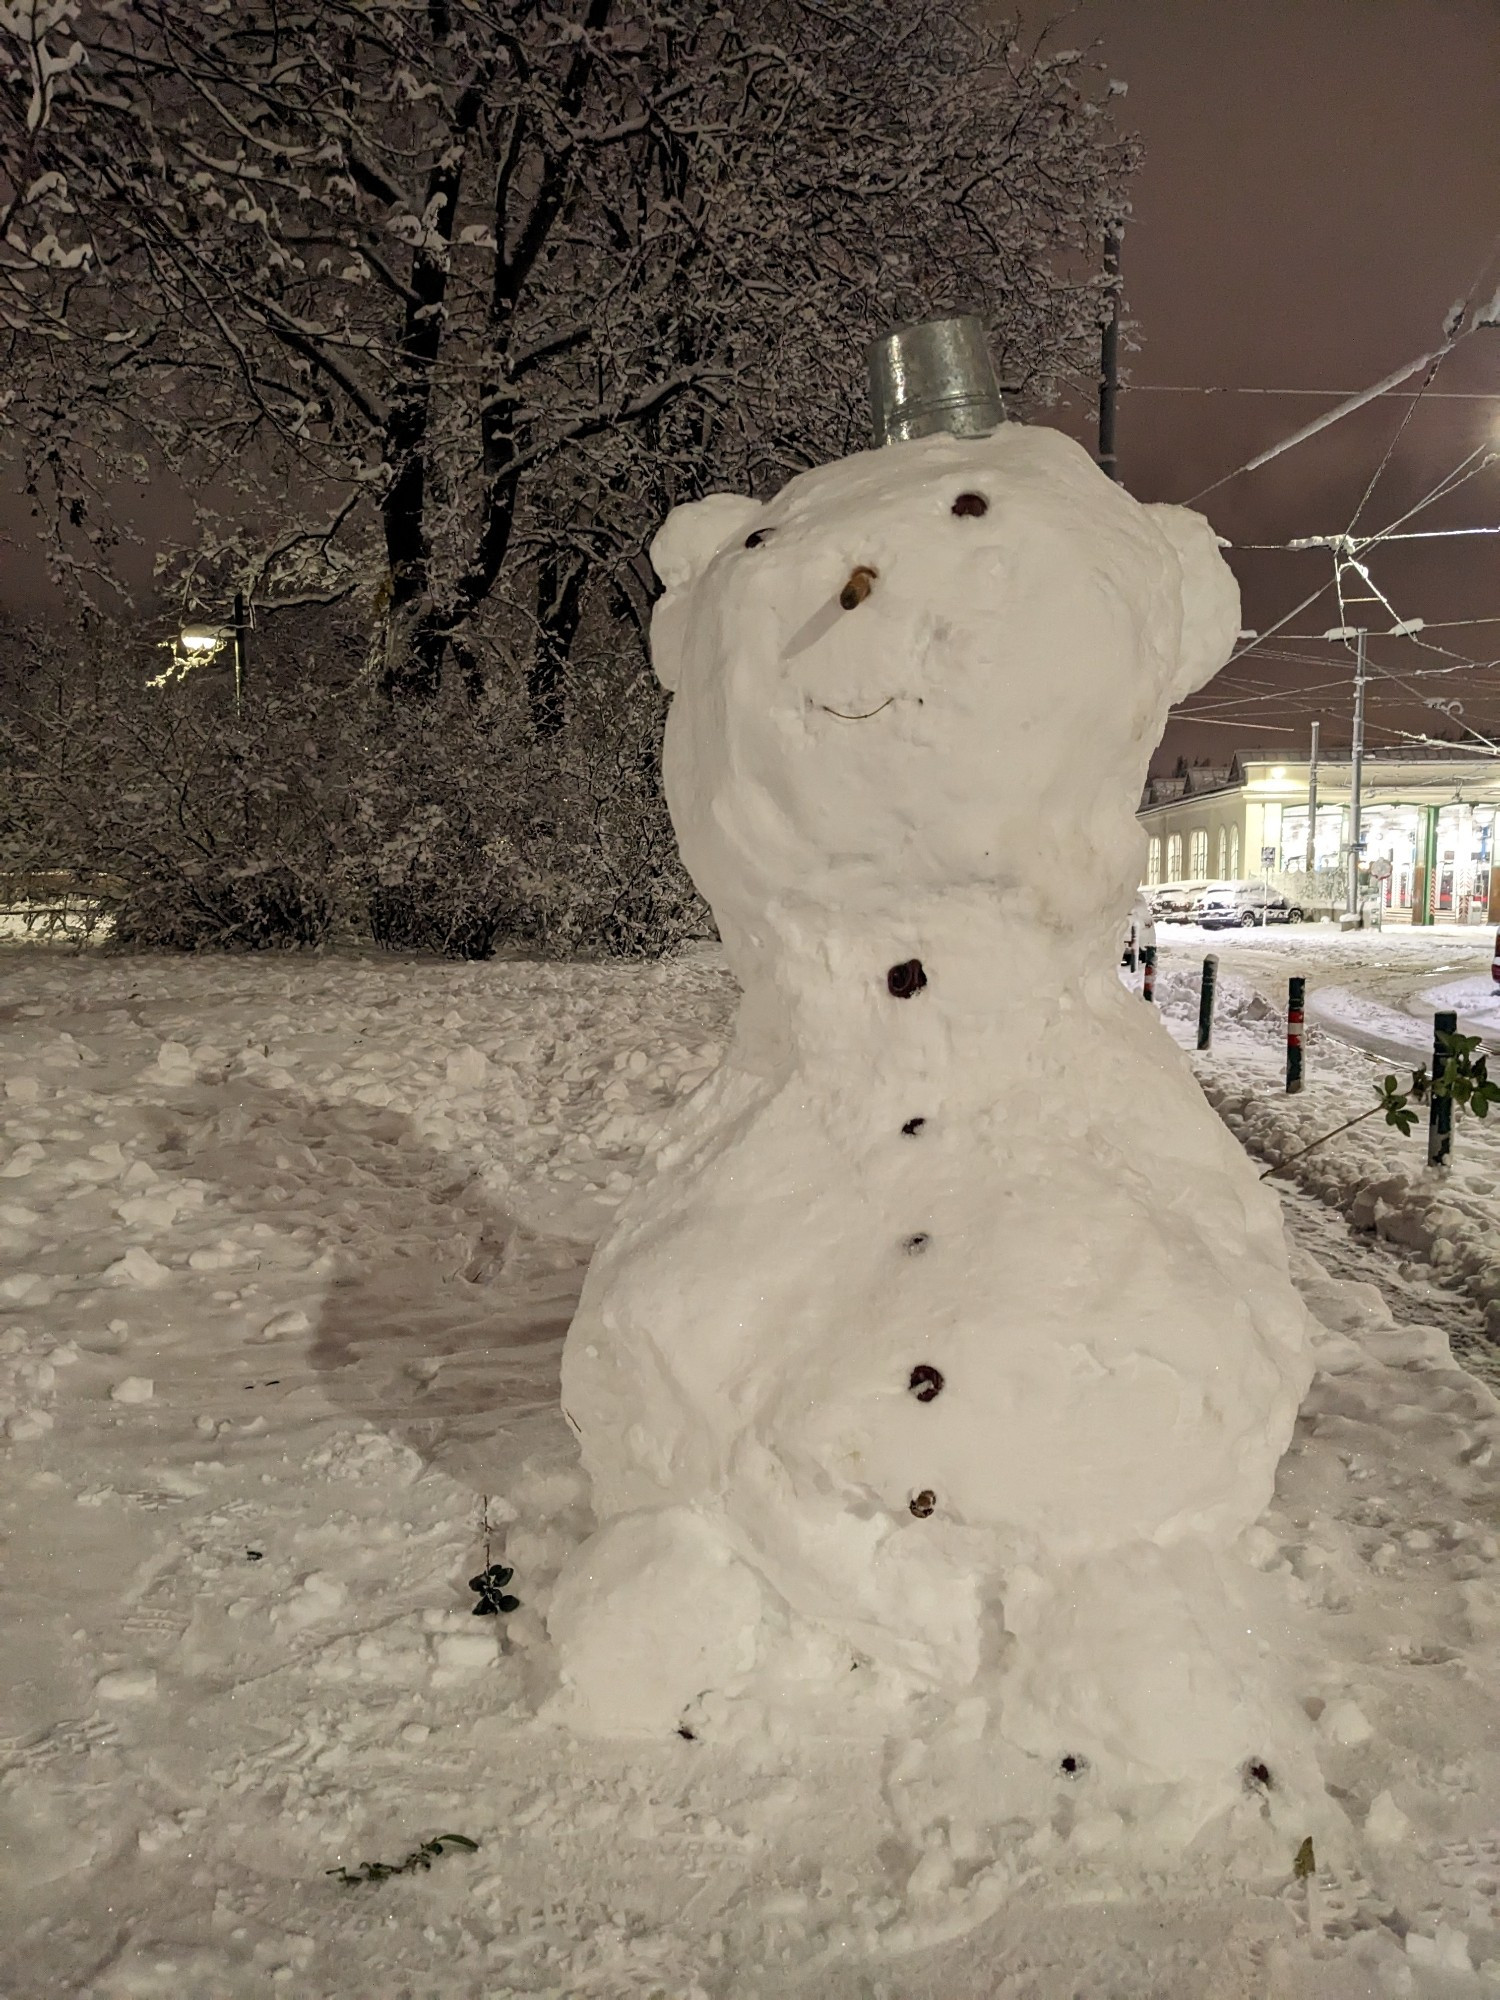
[1138, 748, 1500, 924]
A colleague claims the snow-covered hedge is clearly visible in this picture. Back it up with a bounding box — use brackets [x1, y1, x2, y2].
[0, 624, 704, 959]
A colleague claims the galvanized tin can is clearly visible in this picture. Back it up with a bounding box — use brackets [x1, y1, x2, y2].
[866, 316, 1004, 446]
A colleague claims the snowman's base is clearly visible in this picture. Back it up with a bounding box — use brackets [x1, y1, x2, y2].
[546, 1504, 1326, 1851]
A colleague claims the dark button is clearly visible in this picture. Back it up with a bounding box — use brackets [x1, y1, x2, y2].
[908, 1364, 944, 1402]
[909, 1489, 936, 1518]
[952, 492, 988, 517]
[901, 1117, 926, 1136]
[887, 959, 927, 999]
[904, 1234, 930, 1254]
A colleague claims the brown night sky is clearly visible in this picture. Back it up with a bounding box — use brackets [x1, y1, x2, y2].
[1034, 0, 1500, 771]
[4, 1, 1498, 776]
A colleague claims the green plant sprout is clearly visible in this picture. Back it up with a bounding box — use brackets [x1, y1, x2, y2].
[1261, 1029, 1500, 1182]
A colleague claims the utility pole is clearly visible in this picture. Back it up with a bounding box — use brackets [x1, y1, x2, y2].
[1346, 630, 1366, 920]
[1098, 222, 1123, 483]
[1305, 720, 1319, 877]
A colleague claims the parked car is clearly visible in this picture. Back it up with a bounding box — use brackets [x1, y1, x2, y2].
[1149, 880, 1211, 923]
[1195, 879, 1305, 929]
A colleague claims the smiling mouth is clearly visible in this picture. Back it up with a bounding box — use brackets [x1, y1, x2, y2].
[818, 696, 895, 721]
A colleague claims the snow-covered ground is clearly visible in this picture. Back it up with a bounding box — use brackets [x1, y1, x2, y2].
[1151, 925, 1500, 1373]
[3, 938, 1500, 1997]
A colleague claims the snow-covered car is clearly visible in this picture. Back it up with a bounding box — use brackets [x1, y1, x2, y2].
[1195, 880, 1304, 929]
[1149, 880, 1210, 923]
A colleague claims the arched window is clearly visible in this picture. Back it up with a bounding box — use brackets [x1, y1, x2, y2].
[1147, 837, 1162, 885]
[1229, 826, 1240, 878]
[1166, 833, 1183, 880]
[1189, 829, 1208, 877]
[1217, 827, 1228, 878]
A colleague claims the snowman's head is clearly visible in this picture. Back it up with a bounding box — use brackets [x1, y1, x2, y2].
[650, 427, 1238, 947]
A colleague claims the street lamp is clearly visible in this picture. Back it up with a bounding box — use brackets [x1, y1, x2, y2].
[153, 591, 249, 708]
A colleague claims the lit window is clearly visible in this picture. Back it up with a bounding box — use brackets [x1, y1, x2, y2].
[1147, 838, 1161, 886]
[1167, 833, 1183, 880]
[1189, 829, 1208, 877]
[1229, 827, 1240, 877]
[1217, 828, 1227, 877]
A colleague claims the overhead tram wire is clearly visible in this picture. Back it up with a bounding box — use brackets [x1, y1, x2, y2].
[1179, 227, 1500, 510]
[1132, 385, 1500, 400]
[1162, 237, 1500, 759]
[1348, 230, 1500, 536]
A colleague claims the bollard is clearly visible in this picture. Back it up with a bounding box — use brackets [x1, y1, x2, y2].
[1196, 954, 1218, 1051]
[1141, 944, 1157, 1005]
[1428, 1008, 1457, 1169]
[1286, 976, 1305, 1094]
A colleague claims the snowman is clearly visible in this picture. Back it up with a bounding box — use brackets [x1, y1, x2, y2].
[546, 398, 1314, 1823]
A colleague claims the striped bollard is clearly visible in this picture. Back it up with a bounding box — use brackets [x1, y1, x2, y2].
[1141, 944, 1157, 1005]
[1428, 1008, 1456, 1169]
[1196, 954, 1218, 1051]
[1286, 977, 1305, 1093]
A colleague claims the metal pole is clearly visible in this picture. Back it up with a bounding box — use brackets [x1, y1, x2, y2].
[232, 589, 248, 713]
[1140, 943, 1156, 1004]
[1346, 631, 1366, 918]
[1305, 721, 1319, 878]
[1428, 1008, 1456, 1168]
[1286, 976, 1305, 1093]
[1196, 954, 1218, 1051]
[1098, 223, 1123, 483]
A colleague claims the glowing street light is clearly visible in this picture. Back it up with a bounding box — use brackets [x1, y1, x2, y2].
[151, 591, 249, 708]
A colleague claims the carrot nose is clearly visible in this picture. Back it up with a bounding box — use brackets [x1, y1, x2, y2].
[839, 564, 878, 610]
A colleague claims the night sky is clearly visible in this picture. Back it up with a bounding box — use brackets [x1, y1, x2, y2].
[1034, 0, 1500, 772]
[5, 1, 1498, 778]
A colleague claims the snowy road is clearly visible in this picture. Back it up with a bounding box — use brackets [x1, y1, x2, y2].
[1159, 919, 1500, 1065]
[2, 944, 1499, 1996]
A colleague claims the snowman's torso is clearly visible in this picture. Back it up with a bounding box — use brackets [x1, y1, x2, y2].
[562, 911, 1308, 1670]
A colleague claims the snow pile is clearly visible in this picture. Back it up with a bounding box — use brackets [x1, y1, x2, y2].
[554, 426, 1315, 1834]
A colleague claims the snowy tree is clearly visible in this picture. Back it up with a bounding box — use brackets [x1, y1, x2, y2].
[2, 0, 1137, 718]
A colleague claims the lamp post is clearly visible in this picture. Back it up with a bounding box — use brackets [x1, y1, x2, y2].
[172, 591, 248, 710]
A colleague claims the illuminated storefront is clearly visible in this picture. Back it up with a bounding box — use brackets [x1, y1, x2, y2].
[1137, 752, 1500, 924]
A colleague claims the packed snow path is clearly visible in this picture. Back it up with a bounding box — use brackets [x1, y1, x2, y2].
[2, 945, 1500, 1996]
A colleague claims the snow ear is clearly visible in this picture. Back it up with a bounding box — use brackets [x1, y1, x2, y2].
[1146, 503, 1242, 702]
[649, 493, 763, 692]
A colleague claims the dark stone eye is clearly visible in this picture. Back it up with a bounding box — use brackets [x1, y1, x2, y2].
[904, 1234, 929, 1254]
[908, 1364, 944, 1402]
[744, 529, 770, 548]
[909, 1489, 936, 1518]
[1245, 1760, 1272, 1791]
[901, 1117, 926, 1136]
[1060, 1754, 1087, 1777]
[887, 959, 927, 999]
[952, 492, 988, 517]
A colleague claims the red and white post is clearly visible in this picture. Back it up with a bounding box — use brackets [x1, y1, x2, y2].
[1286, 976, 1305, 1094]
